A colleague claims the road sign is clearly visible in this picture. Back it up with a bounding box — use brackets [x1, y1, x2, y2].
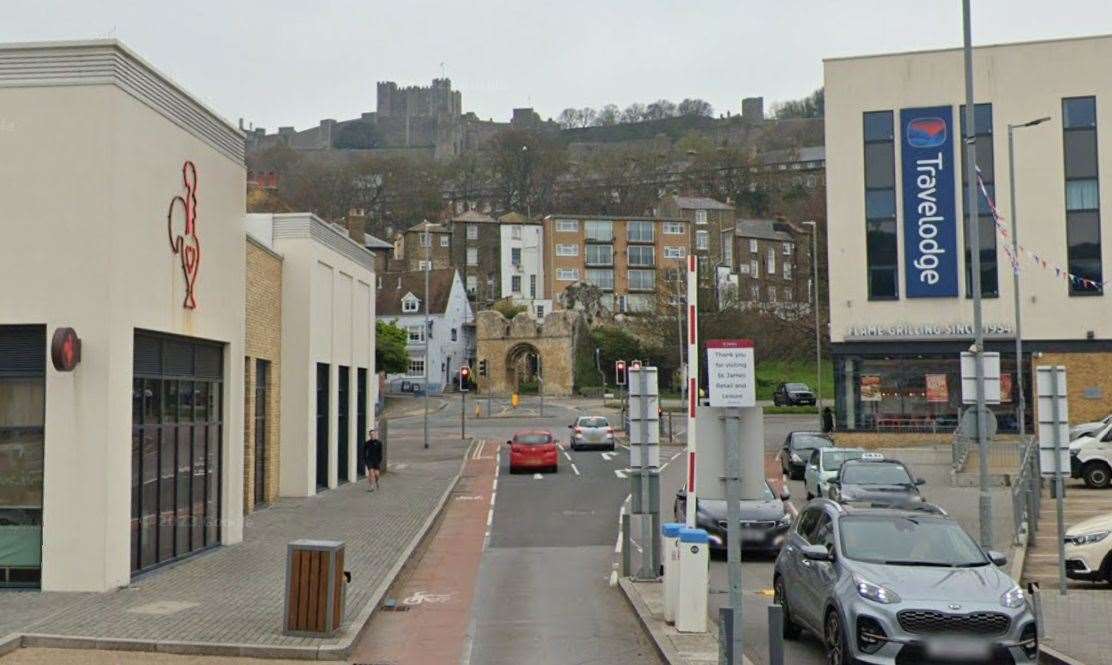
[961, 351, 1001, 404]
[958, 406, 998, 440]
[1036, 366, 1070, 476]
[706, 340, 755, 408]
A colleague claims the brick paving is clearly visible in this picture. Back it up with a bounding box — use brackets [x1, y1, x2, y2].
[0, 433, 469, 657]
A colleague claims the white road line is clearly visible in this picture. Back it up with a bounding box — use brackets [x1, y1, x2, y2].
[601, 451, 616, 461]
[486, 508, 493, 527]
[615, 469, 627, 479]
[609, 570, 618, 587]
[571, 463, 580, 476]
[563, 451, 572, 461]
[533, 473, 543, 480]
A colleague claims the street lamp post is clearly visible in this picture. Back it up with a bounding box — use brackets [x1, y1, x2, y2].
[1006, 117, 1051, 438]
[423, 223, 431, 450]
[804, 220, 821, 429]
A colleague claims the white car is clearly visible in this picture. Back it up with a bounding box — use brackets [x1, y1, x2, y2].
[802, 447, 869, 500]
[1070, 421, 1112, 488]
[1071, 414, 1112, 441]
[1064, 512, 1112, 583]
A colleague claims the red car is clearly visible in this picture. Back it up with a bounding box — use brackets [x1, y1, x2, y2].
[507, 430, 558, 473]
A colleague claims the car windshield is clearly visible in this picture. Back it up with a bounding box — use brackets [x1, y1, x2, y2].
[790, 434, 829, 450]
[578, 417, 609, 428]
[839, 516, 989, 567]
[757, 483, 777, 501]
[786, 383, 810, 391]
[841, 463, 912, 485]
[515, 434, 551, 445]
[822, 450, 865, 471]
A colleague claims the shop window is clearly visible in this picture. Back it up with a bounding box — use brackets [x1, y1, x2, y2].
[863, 110, 898, 300]
[1063, 97, 1103, 295]
[337, 367, 350, 484]
[253, 359, 269, 507]
[356, 369, 368, 478]
[315, 364, 329, 490]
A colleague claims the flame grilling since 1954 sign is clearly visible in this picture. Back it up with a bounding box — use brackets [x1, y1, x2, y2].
[901, 106, 958, 298]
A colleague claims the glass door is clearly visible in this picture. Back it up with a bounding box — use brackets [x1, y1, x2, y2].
[254, 360, 269, 506]
[338, 367, 350, 484]
[316, 364, 329, 490]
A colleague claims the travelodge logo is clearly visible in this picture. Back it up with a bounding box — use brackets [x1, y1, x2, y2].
[906, 117, 947, 148]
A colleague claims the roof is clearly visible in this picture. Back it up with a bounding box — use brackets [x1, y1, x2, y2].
[364, 233, 392, 250]
[762, 146, 826, 165]
[734, 219, 795, 242]
[543, 214, 688, 223]
[823, 32, 1112, 64]
[452, 210, 497, 223]
[406, 220, 450, 233]
[376, 269, 457, 316]
[668, 195, 734, 211]
[497, 211, 539, 225]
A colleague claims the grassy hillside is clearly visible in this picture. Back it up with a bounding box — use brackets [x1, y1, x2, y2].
[756, 359, 834, 401]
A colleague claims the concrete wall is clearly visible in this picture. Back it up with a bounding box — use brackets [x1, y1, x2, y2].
[244, 238, 283, 511]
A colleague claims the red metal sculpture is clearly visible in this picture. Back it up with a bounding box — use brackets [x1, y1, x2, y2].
[167, 161, 200, 309]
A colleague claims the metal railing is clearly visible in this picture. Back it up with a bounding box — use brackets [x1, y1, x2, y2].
[1010, 435, 1042, 546]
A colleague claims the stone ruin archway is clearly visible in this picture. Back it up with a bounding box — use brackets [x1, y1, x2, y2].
[475, 309, 585, 396]
[505, 342, 542, 393]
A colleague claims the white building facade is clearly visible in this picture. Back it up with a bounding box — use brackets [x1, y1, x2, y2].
[825, 34, 1112, 433]
[499, 217, 552, 319]
[245, 214, 376, 497]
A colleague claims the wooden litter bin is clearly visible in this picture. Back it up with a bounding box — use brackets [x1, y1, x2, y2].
[284, 539, 347, 637]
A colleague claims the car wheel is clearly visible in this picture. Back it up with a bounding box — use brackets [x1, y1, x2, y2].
[806, 491, 814, 501]
[1083, 461, 1112, 489]
[824, 609, 850, 665]
[773, 576, 801, 640]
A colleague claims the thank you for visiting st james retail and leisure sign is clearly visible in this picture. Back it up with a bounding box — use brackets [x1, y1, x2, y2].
[901, 106, 958, 298]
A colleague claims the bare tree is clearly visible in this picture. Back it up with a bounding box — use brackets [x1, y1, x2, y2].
[557, 108, 580, 129]
[677, 98, 714, 117]
[595, 104, 620, 126]
[644, 99, 677, 121]
[620, 103, 646, 123]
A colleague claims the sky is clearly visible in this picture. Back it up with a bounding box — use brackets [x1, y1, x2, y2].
[5, 1, 1112, 132]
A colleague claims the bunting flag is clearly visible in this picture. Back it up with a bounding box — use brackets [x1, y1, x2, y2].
[975, 169, 1111, 288]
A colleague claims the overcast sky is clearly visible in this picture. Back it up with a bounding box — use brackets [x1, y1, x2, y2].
[5, 1, 1112, 131]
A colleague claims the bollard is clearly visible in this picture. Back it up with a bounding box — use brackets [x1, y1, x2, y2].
[621, 512, 632, 577]
[1028, 582, 1044, 641]
[718, 607, 735, 665]
[675, 528, 709, 633]
[767, 604, 784, 665]
[661, 522, 683, 624]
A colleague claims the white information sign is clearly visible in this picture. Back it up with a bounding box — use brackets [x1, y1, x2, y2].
[961, 351, 1001, 405]
[1036, 366, 1070, 477]
[706, 340, 755, 408]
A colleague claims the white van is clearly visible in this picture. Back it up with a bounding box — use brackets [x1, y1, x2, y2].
[1070, 421, 1112, 488]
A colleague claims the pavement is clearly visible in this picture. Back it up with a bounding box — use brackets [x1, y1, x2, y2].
[0, 430, 470, 661]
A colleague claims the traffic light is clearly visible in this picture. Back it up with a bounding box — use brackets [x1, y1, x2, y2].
[460, 365, 471, 389]
[615, 360, 626, 386]
[630, 359, 642, 371]
[478, 359, 488, 377]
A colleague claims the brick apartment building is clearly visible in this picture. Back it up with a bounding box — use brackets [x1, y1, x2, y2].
[722, 218, 813, 309]
[655, 194, 735, 286]
[449, 210, 501, 307]
[244, 236, 282, 513]
[401, 220, 452, 271]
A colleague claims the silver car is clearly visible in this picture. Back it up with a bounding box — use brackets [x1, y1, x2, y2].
[773, 500, 1038, 665]
[568, 415, 615, 451]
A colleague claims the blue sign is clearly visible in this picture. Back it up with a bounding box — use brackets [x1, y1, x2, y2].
[901, 106, 958, 298]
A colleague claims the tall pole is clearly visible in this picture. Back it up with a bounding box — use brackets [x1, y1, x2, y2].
[685, 254, 699, 527]
[423, 225, 431, 450]
[805, 221, 821, 428]
[962, 0, 992, 549]
[724, 408, 743, 661]
[676, 268, 685, 407]
[1008, 125, 1026, 438]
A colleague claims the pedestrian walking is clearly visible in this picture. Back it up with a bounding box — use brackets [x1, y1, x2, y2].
[365, 428, 383, 491]
[822, 407, 835, 433]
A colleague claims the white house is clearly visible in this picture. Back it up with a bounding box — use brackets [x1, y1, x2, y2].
[377, 269, 474, 394]
[498, 213, 552, 319]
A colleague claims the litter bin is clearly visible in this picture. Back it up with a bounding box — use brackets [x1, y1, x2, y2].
[662, 522, 683, 624]
[675, 527, 708, 633]
[284, 539, 348, 636]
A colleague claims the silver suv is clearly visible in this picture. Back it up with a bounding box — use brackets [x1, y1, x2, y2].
[773, 500, 1038, 665]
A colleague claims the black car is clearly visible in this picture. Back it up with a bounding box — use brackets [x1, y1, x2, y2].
[773, 382, 816, 406]
[827, 457, 926, 506]
[780, 431, 832, 480]
[674, 481, 793, 554]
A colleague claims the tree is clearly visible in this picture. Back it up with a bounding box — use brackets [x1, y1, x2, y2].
[557, 108, 580, 129]
[644, 99, 677, 121]
[620, 103, 646, 123]
[677, 98, 714, 117]
[772, 87, 825, 119]
[577, 107, 597, 128]
[375, 321, 409, 374]
[595, 104, 620, 126]
[487, 128, 567, 215]
[492, 298, 528, 320]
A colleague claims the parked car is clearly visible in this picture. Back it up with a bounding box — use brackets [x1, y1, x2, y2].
[780, 431, 833, 480]
[1071, 413, 1112, 441]
[674, 480, 793, 554]
[773, 382, 816, 406]
[804, 448, 872, 500]
[1063, 512, 1112, 583]
[569, 415, 615, 451]
[773, 500, 1038, 665]
[506, 430, 558, 474]
[827, 457, 925, 506]
[1070, 421, 1112, 488]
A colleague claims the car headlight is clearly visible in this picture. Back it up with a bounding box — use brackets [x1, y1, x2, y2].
[1070, 530, 1110, 545]
[776, 514, 793, 527]
[1000, 585, 1026, 609]
[790, 453, 802, 463]
[855, 577, 901, 604]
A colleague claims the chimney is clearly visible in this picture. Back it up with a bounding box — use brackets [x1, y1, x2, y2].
[345, 216, 366, 244]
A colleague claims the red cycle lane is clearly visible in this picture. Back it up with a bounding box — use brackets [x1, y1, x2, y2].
[351, 440, 498, 665]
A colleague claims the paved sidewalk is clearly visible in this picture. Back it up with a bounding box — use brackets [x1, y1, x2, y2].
[0, 432, 470, 660]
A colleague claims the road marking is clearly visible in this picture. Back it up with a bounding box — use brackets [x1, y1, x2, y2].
[615, 469, 627, 479]
[533, 473, 543, 480]
[392, 463, 409, 471]
[454, 495, 483, 501]
[601, 452, 616, 461]
[486, 508, 493, 527]
[571, 463, 580, 476]
[609, 570, 618, 587]
[563, 451, 572, 461]
[471, 440, 486, 459]
[403, 590, 452, 605]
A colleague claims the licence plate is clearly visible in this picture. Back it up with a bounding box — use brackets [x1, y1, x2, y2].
[740, 529, 763, 542]
[924, 637, 991, 660]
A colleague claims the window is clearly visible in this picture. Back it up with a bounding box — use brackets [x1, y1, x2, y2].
[1063, 97, 1102, 295]
[530, 274, 537, 298]
[698, 256, 709, 275]
[511, 247, 522, 266]
[628, 245, 655, 267]
[451, 328, 458, 342]
[767, 247, 776, 275]
[556, 243, 578, 256]
[737, 262, 750, 275]
[960, 103, 998, 298]
[466, 223, 478, 240]
[783, 262, 792, 280]
[407, 357, 425, 376]
[402, 295, 420, 313]
[664, 246, 685, 259]
[586, 243, 614, 266]
[695, 230, 709, 250]
[750, 284, 760, 300]
[585, 220, 613, 242]
[406, 325, 425, 344]
[557, 268, 580, 281]
[439, 235, 449, 247]
[628, 269, 656, 291]
[768, 286, 777, 302]
[466, 275, 477, 293]
[556, 219, 579, 232]
[467, 247, 478, 266]
[784, 287, 793, 302]
[511, 225, 522, 240]
[419, 232, 430, 247]
[511, 275, 522, 293]
[623, 294, 652, 312]
[417, 260, 431, 270]
[585, 268, 614, 290]
[863, 110, 899, 299]
[750, 259, 759, 278]
[695, 210, 708, 225]
[783, 242, 793, 256]
[723, 239, 733, 266]
[628, 220, 654, 243]
[664, 221, 684, 235]
[749, 239, 758, 253]
[536, 305, 545, 318]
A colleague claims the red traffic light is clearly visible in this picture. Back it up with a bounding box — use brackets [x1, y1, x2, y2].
[461, 366, 471, 378]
